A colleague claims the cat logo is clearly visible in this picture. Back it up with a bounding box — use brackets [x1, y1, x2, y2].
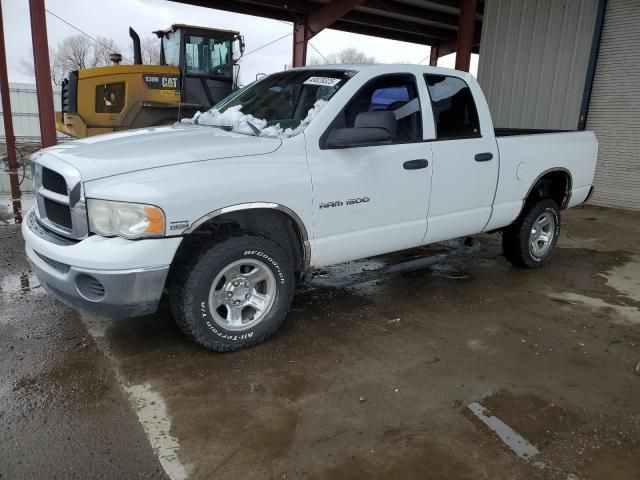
[162, 77, 178, 88]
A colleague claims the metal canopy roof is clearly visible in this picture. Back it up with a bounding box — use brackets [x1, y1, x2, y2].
[170, 0, 483, 53]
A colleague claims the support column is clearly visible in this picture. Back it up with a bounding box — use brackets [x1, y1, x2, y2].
[455, 0, 476, 72]
[429, 44, 440, 66]
[0, 0, 22, 223]
[29, 0, 56, 148]
[291, 0, 365, 68]
[292, 21, 308, 68]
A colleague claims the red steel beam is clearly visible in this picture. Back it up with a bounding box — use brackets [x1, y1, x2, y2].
[455, 0, 476, 71]
[292, 0, 365, 67]
[429, 44, 440, 66]
[29, 0, 56, 148]
[292, 20, 308, 68]
[306, 0, 366, 36]
[0, 0, 22, 223]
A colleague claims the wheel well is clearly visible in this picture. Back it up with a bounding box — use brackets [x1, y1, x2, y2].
[524, 170, 571, 210]
[175, 208, 306, 273]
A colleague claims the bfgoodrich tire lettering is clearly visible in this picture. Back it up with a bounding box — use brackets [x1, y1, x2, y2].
[502, 199, 561, 269]
[169, 235, 295, 352]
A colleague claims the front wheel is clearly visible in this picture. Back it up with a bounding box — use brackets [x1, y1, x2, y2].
[169, 235, 295, 351]
[502, 199, 561, 268]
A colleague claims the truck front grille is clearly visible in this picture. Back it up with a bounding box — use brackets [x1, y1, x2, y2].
[32, 153, 88, 240]
[43, 198, 73, 229]
[42, 167, 68, 195]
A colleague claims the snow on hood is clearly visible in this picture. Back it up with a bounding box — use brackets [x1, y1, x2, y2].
[184, 99, 328, 139]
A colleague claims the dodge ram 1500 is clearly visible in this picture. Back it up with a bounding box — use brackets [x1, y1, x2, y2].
[23, 64, 598, 351]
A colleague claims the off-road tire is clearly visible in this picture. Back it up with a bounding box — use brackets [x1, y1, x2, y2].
[502, 199, 561, 269]
[169, 235, 295, 351]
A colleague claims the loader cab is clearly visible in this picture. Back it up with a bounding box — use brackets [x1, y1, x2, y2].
[155, 24, 245, 109]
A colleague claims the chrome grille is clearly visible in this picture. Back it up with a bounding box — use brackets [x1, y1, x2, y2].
[32, 152, 88, 240]
[42, 167, 67, 195]
[44, 197, 72, 229]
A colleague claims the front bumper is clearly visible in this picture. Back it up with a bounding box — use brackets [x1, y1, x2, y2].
[22, 209, 180, 318]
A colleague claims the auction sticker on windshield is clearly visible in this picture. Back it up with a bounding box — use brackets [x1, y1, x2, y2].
[304, 77, 342, 87]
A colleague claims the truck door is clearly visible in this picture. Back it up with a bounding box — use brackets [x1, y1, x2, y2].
[421, 74, 499, 244]
[306, 73, 433, 267]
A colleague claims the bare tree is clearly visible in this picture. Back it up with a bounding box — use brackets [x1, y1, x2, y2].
[308, 47, 376, 65]
[141, 36, 161, 65]
[91, 36, 121, 66]
[20, 34, 121, 85]
[124, 36, 161, 64]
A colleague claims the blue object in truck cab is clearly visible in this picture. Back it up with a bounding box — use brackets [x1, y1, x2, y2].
[369, 86, 410, 111]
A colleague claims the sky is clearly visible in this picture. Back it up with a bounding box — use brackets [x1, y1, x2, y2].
[4, 0, 478, 85]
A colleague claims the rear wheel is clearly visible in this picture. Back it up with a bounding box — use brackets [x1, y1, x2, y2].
[502, 199, 561, 268]
[169, 235, 295, 351]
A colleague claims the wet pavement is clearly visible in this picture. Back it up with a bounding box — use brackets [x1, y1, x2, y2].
[0, 226, 166, 479]
[2, 205, 640, 479]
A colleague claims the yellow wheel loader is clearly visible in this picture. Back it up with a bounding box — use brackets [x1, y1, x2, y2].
[56, 25, 245, 138]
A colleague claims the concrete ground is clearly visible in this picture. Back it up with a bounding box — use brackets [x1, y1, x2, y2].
[1, 205, 639, 480]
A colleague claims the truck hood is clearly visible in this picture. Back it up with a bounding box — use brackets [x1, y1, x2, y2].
[43, 124, 282, 181]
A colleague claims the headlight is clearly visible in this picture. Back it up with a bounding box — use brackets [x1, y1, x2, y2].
[87, 199, 165, 238]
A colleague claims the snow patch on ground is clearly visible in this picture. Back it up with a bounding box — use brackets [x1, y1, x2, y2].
[550, 292, 640, 326]
[601, 256, 640, 302]
[184, 100, 327, 139]
[127, 383, 189, 480]
[0, 194, 35, 225]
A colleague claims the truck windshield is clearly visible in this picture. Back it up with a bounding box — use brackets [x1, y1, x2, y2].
[193, 69, 356, 137]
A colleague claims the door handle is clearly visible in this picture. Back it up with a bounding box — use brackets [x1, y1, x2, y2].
[475, 152, 493, 162]
[403, 159, 429, 170]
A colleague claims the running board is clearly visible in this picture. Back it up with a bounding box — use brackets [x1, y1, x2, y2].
[302, 239, 479, 290]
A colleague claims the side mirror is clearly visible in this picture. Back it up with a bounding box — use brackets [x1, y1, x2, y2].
[326, 111, 396, 148]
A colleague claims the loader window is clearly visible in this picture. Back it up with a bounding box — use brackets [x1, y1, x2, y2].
[424, 74, 480, 140]
[95, 82, 125, 113]
[185, 35, 232, 78]
[162, 31, 180, 66]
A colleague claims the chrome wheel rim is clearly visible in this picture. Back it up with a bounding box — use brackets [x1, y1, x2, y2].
[529, 212, 555, 257]
[208, 259, 277, 332]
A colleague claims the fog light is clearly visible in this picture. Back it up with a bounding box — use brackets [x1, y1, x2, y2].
[76, 274, 105, 301]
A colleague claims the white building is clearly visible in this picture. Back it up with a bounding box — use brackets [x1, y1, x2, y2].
[478, 0, 639, 210]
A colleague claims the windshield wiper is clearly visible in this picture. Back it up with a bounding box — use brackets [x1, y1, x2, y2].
[196, 120, 261, 137]
[245, 121, 261, 136]
[195, 121, 233, 132]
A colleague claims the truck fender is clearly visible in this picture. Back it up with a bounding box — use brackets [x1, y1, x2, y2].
[184, 202, 311, 271]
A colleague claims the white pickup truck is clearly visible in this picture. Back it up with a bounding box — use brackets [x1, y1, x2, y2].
[23, 64, 598, 351]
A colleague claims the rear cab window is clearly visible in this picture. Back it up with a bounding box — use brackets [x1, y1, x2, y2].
[424, 74, 480, 140]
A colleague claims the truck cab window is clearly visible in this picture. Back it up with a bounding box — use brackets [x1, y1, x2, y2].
[424, 74, 480, 140]
[339, 74, 422, 143]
